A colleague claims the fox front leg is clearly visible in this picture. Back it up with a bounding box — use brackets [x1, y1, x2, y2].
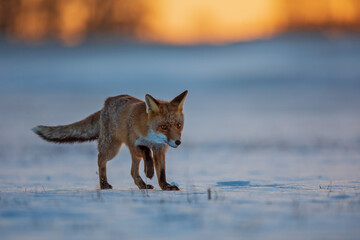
[153, 150, 179, 191]
[130, 148, 154, 190]
[138, 146, 154, 179]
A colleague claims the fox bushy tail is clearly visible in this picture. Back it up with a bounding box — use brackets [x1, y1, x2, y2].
[32, 111, 101, 143]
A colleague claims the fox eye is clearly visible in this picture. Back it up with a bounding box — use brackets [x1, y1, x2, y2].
[160, 125, 168, 130]
[176, 123, 181, 129]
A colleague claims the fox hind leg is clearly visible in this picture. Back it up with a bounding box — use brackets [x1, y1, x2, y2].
[97, 140, 121, 189]
[98, 155, 112, 189]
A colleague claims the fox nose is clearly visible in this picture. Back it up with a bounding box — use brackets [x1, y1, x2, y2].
[175, 140, 181, 146]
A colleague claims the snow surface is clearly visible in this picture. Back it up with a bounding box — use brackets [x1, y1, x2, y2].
[0, 34, 360, 239]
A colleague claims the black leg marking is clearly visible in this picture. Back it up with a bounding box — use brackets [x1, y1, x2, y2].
[140, 146, 154, 179]
[160, 168, 166, 184]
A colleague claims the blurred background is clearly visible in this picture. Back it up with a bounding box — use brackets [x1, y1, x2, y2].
[0, 0, 359, 93]
[1, 0, 360, 45]
[1, 1, 360, 239]
[0, 0, 360, 179]
[0, 0, 360, 177]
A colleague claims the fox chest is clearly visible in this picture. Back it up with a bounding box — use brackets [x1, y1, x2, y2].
[135, 129, 167, 149]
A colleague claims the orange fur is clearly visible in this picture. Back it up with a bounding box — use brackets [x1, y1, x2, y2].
[33, 91, 188, 190]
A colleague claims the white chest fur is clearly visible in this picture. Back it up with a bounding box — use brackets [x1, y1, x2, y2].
[135, 129, 167, 149]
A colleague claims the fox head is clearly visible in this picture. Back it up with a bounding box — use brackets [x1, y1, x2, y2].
[144, 90, 188, 148]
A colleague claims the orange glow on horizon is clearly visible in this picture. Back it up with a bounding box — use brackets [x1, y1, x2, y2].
[1, 0, 360, 46]
[57, 0, 91, 46]
[141, 0, 288, 44]
[12, 0, 48, 42]
[141, 0, 360, 44]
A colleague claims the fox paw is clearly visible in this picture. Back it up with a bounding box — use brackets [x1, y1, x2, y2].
[161, 184, 180, 191]
[139, 184, 154, 190]
[100, 182, 113, 189]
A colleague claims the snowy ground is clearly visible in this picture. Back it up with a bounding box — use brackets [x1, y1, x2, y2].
[0, 34, 360, 239]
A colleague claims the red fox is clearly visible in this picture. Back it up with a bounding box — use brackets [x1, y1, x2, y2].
[32, 91, 188, 190]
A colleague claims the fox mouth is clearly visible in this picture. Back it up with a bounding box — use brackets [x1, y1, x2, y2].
[167, 141, 178, 148]
[167, 140, 181, 148]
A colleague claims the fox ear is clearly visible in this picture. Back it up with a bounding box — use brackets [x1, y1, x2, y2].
[145, 94, 160, 113]
[171, 90, 188, 111]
